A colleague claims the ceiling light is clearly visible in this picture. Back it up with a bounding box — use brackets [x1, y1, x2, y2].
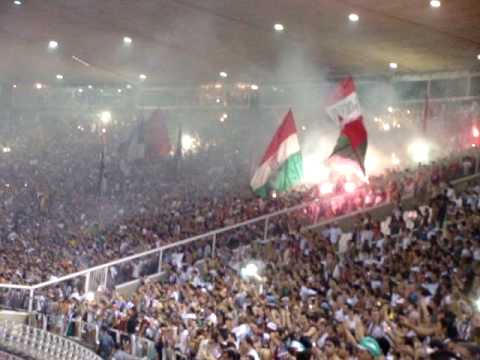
[126, 84, 132, 89]
[219, 71, 228, 78]
[56, 74, 63, 80]
[477, 54, 480, 61]
[35, 83, 43, 90]
[13, 0, 22, 5]
[123, 36, 133, 45]
[348, 13, 359, 22]
[214, 83, 223, 89]
[274, 23, 285, 32]
[48, 40, 58, 50]
[216, 98, 221, 104]
[139, 74, 147, 81]
[78, 88, 84, 93]
[12, 84, 17, 88]
[389, 62, 398, 70]
[387, 106, 394, 113]
[87, 85, 93, 89]
[251, 84, 259, 90]
[117, 88, 122, 93]
[430, 0, 441, 8]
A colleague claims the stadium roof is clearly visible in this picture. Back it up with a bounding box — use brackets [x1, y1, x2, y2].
[1, 0, 480, 86]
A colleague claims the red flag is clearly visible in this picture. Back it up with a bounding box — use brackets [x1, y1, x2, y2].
[326, 77, 368, 174]
[145, 110, 171, 158]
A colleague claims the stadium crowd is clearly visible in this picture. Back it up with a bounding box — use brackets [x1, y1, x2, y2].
[0, 113, 480, 359]
[29, 163, 480, 360]
[0, 114, 477, 285]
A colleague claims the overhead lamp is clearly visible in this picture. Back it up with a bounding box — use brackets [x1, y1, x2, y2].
[56, 74, 63, 80]
[35, 83, 43, 90]
[48, 40, 58, 50]
[477, 54, 480, 61]
[126, 84, 132, 89]
[88, 85, 93, 89]
[251, 84, 259, 90]
[216, 98, 221, 104]
[219, 71, 228, 78]
[13, 0, 22, 5]
[387, 106, 394, 113]
[274, 23, 285, 32]
[430, 0, 441, 8]
[389, 62, 398, 70]
[78, 88, 84, 93]
[117, 88, 122, 93]
[139, 74, 147, 81]
[348, 13, 359, 22]
[214, 83, 223, 89]
[123, 36, 133, 45]
[12, 84, 17, 88]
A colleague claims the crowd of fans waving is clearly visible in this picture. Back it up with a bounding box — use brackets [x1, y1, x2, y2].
[1, 115, 480, 359]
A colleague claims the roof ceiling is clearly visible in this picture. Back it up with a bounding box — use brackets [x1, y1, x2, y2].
[1, 0, 480, 86]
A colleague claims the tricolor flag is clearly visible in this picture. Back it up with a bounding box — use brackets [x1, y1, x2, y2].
[326, 77, 368, 174]
[250, 110, 303, 197]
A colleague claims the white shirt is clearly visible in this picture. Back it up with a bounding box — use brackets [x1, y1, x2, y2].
[329, 227, 342, 245]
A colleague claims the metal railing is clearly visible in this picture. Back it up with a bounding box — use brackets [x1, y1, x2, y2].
[0, 321, 101, 360]
[0, 157, 477, 314]
[27, 314, 152, 359]
[0, 185, 376, 312]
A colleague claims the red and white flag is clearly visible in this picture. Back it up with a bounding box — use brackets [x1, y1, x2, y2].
[326, 77, 368, 174]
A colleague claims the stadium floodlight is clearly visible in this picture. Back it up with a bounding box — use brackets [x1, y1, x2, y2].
[99, 111, 112, 125]
[181, 134, 195, 152]
[48, 40, 58, 50]
[348, 13, 359, 22]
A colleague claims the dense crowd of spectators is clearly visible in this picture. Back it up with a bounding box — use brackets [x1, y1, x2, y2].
[30, 169, 480, 360]
[0, 111, 479, 359]
[0, 113, 477, 286]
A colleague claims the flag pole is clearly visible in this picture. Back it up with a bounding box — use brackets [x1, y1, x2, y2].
[97, 133, 106, 197]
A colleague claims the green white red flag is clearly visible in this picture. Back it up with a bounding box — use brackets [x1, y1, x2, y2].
[326, 77, 368, 174]
[250, 110, 303, 197]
